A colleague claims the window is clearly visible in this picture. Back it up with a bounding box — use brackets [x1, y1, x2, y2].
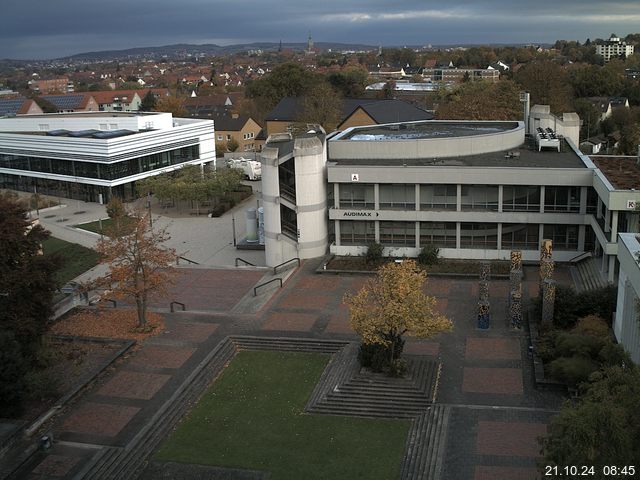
[502, 186, 540, 212]
[380, 221, 416, 246]
[226, 134, 232, 141]
[543, 225, 578, 250]
[461, 185, 498, 211]
[339, 184, 374, 209]
[38, 124, 49, 131]
[217, 135, 223, 141]
[340, 221, 375, 245]
[460, 223, 498, 249]
[420, 222, 456, 247]
[99, 124, 108, 130]
[501, 223, 539, 250]
[379, 184, 415, 210]
[420, 184, 456, 210]
[109, 123, 118, 130]
[544, 186, 580, 212]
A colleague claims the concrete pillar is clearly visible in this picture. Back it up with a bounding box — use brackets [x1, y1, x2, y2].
[375, 221, 380, 243]
[334, 220, 341, 246]
[579, 186, 588, 215]
[605, 207, 611, 233]
[539, 186, 545, 213]
[498, 185, 503, 213]
[374, 184, 380, 210]
[415, 184, 420, 211]
[578, 225, 586, 251]
[611, 211, 619, 240]
[456, 184, 462, 212]
[608, 255, 616, 283]
[333, 183, 340, 209]
[415, 221, 420, 248]
[456, 222, 461, 249]
[497, 223, 502, 250]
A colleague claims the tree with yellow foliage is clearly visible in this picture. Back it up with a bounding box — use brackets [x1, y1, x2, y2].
[344, 260, 452, 374]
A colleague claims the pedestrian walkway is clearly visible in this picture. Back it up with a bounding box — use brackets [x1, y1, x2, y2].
[6, 258, 574, 480]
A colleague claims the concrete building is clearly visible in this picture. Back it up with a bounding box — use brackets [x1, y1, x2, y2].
[28, 77, 74, 94]
[0, 112, 215, 202]
[259, 106, 640, 289]
[596, 35, 635, 62]
[260, 130, 328, 267]
[614, 233, 640, 364]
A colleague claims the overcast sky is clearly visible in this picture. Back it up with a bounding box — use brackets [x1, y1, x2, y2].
[2, 0, 639, 60]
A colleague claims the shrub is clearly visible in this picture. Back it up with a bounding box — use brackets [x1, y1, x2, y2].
[24, 369, 60, 402]
[389, 358, 408, 377]
[548, 356, 598, 387]
[365, 242, 384, 265]
[598, 342, 631, 367]
[417, 244, 439, 266]
[0, 331, 27, 417]
[358, 343, 389, 372]
[572, 315, 610, 338]
[553, 332, 606, 359]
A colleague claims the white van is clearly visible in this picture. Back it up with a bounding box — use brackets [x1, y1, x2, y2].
[226, 158, 262, 181]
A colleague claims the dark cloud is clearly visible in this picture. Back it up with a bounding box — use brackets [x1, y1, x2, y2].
[1, 1, 638, 59]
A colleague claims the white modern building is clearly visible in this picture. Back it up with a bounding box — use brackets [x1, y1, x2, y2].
[596, 35, 635, 62]
[0, 112, 215, 202]
[260, 106, 640, 287]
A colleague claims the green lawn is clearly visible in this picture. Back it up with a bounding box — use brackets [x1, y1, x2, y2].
[42, 237, 100, 285]
[156, 351, 410, 480]
[73, 217, 114, 235]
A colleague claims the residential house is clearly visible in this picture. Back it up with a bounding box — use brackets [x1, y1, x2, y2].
[214, 113, 262, 153]
[0, 98, 44, 116]
[40, 94, 99, 113]
[28, 77, 74, 94]
[265, 97, 433, 136]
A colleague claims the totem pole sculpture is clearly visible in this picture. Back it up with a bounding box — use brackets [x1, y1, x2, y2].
[509, 250, 523, 329]
[539, 239, 556, 327]
[477, 261, 491, 329]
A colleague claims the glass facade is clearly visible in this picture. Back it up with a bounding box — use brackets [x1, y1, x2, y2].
[461, 185, 499, 211]
[502, 223, 539, 249]
[420, 184, 456, 210]
[340, 221, 375, 245]
[419, 222, 456, 248]
[460, 223, 498, 248]
[0, 145, 199, 181]
[502, 186, 540, 212]
[339, 184, 374, 209]
[379, 184, 415, 210]
[544, 186, 580, 212]
[380, 221, 416, 246]
[543, 224, 579, 250]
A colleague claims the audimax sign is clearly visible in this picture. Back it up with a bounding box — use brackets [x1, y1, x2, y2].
[342, 211, 379, 217]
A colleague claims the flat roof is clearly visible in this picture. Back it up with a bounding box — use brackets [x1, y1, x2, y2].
[329, 139, 586, 169]
[338, 121, 519, 141]
[591, 156, 640, 190]
[9, 112, 159, 119]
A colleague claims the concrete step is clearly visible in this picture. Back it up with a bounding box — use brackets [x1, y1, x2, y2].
[400, 405, 451, 480]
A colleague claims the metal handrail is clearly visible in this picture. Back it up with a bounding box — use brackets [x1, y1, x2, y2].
[568, 251, 592, 263]
[273, 257, 300, 275]
[254, 278, 283, 296]
[170, 301, 186, 312]
[176, 255, 199, 265]
[235, 257, 256, 267]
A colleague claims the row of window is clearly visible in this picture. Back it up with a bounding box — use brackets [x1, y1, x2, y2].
[0, 145, 200, 181]
[337, 184, 588, 213]
[338, 221, 580, 250]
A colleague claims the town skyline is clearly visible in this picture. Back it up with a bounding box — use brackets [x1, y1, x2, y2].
[2, 0, 639, 60]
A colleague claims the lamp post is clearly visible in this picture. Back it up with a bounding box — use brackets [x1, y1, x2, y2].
[147, 192, 153, 228]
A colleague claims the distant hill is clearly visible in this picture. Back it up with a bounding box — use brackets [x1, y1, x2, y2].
[58, 42, 378, 61]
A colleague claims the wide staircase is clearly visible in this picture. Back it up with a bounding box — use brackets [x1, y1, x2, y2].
[573, 257, 609, 292]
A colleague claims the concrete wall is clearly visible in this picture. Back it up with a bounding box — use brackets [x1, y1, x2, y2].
[615, 233, 640, 364]
[528, 105, 580, 147]
[329, 121, 524, 160]
[0, 112, 174, 132]
[293, 135, 328, 260]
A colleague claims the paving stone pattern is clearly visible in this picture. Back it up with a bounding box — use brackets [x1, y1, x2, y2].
[11, 260, 575, 480]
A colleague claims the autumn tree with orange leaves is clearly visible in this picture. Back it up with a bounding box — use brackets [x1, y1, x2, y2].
[344, 260, 452, 374]
[94, 213, 177, 328]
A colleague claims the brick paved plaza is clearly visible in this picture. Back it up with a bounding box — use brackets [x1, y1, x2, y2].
[10, 261, 570, 479]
